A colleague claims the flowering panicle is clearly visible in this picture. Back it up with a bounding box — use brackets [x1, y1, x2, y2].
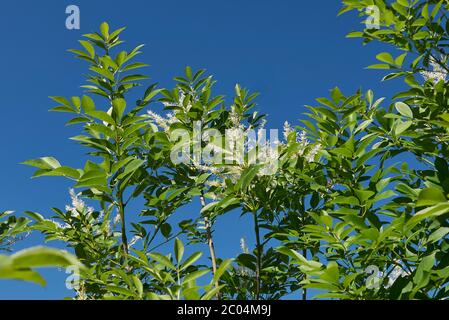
[283, 121, 293, 140]
[235, 238, 255, 277]
[191, 159, 223, 174]
[128, 235, 141, 248]
[113, 211, 121, 225]
[147, 110, 178, 131]
[229, 106, 241, 127]
[53, 220, 70, 230]
[240, 238, 249, 254]
[65, 189, 94, 217]
[162, 89, 193, 112]
[257, 141, 279, 176]
[420, 56, 448, 84]
[305, 144, 321, 163]
[296, 130, 308, 156]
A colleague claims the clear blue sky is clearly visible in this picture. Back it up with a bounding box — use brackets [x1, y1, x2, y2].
[0, 0, 403, 299]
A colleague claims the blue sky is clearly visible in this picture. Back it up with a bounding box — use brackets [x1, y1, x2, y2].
[0, 1, 404, 299]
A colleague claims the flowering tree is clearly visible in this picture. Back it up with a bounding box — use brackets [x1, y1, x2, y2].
[2, 0, 447, 300]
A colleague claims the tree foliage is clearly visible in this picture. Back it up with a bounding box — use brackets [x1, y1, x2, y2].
[2, 0, 449, 300]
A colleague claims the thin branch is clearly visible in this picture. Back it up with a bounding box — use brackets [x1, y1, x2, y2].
[200, 192, 220, 298]
[253, 210, 262, 300]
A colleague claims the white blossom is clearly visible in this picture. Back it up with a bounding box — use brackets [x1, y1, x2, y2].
[420, 56, 448, 84]
[162, 90, 185, 107]
[113, 211, 121, 225]
[283, 121, 293, 140]
[162, 90, 193, 112]
[52, 220, 69, 230]
[305, 144, 321, 163]
[191, 160, 223, 174]
[257, 141, 279, 176]
[240, 238, 249, 254]
[65, 189, 93, 217]
[235, 238, 255, 277]
[128, 235, 141, 248]
[296, 130, 309, 156]
[229, 106, 241, 127]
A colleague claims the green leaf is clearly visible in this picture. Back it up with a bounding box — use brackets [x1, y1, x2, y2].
[201, 285, 226, 300]
[160, 223, 172, 239]
[330, 147, 353, 158]
[148, 253, 176, 270]
[428, 227, 449, 243]
[24, 211, 44, 222]
[0, 265, 45, 286]
[112, 98, 126, 121]
[22, 157, 61, 170]
[117, 158, 145, 179]
[414, 252, 435, 288]
[212, 259, 233, 284]
[395, 53, 407, 67]
[395, 102, 413, 118]
[122, 62, 149, 72]
[238, 165, 261, 191]
[35, 166, 81, 179]
[395, 120, 412, 135]
[174, 238, 184, 265]
[75, 170, 107, 188]
[0, 247, 81, 286]
[416, 187, 446, 207]
[367, 64, 391, 70]
[407, 203, 449, 229]
[376, 52, 395, 64]
[180, 252, 202, 271]
[132, 275, 143, 298]
[183, 269, 209, 283]
[86, 110, 116, 125]
[82, 95, 95, 112]
[104, 285, 136, 298]
[10, 247, 80, 269]
[100, 22, 110, 40]
[49, 96, 71, 107]
[79, 40, 95, 58]
[277, 247, 322, 270]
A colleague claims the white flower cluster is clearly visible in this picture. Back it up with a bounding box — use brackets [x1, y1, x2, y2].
[283, 121, 293, 140]
[420, 56, 448, 84]
[240, 237, 249, 254]
[128, 235, 142, 248]
[148, 89, 195, 131]
[305, 144, 321, 163]
[257, 141, 280, 176]
[296, 130, 308, 156]
[113, 211, 121, 225]
[147, 110, 178, 131]
[235, 237, 256, 277]
[65, 189, 94, 217]
[191, 159, 224, 174]
[283, 121, 321, 162]
[53, 220, 70, 230]
[162, 89, 194, 113]
[229, 106, 242, 128]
